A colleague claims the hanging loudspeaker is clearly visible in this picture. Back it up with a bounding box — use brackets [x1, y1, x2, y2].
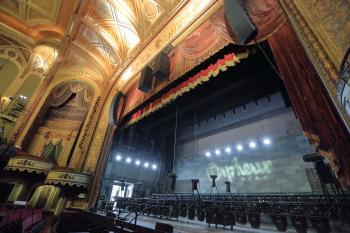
[154, 52, 170, 81]
[224, 0, 257, 43]
[138, 66, 153, 93]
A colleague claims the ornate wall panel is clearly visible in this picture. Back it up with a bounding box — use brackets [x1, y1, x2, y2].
[291, 0, 350, 69]
[4, 154, 54, 175]
[25, 81, 94, 167]
[278, 0, 350, 130]
[0, 0, 62, 26]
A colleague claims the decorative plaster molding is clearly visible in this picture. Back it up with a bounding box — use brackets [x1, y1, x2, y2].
[278, 0, 350, 132]
[5, 155, 54, 174]
[45, 169, 91, 188]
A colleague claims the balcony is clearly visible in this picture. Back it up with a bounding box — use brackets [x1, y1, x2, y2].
[4, 151, 54, 175]
[45, 168, 90, 188]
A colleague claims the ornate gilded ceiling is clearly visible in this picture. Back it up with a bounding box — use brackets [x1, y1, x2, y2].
[0, 0, 222, 91]
[68, 0, 194, 81]
[0, 0, 61, 26]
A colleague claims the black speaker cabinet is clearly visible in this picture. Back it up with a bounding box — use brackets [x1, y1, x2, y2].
[154, 52, 170, 81]
[224, 0, 257, 43]
[138, 66, 153, 93]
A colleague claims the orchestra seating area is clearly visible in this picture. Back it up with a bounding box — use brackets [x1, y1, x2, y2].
[111, 193, 350, 233]
[0, 203, 45, 233]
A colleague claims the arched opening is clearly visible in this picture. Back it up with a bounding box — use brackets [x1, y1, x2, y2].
[2, 75, 42, 139]
[29, 185, 60, 210]
[23, 81, 95, 167]
[14, 74, 41, 100]
[0, 57, 19, 95]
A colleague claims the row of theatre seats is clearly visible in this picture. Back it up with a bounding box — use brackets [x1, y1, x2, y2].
[115, 193, 350, 233]
[55, 208, 173, 233]
[0, 203, 45, 233]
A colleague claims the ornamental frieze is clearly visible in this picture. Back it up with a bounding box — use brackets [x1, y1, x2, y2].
[4, 155, 54, 175]
[45, 169, 91, 188]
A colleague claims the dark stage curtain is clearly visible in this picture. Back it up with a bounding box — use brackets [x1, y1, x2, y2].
[268, 21, 350, 187]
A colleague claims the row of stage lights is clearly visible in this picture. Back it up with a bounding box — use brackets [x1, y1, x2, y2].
[205, 138, 272, 157]
[115, 155, 158, 170]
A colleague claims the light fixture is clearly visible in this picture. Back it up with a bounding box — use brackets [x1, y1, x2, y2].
[205, 151, 211, 157]
[236, 145, 243, 151]
[135, 160, 141, 166]
[152, 164, 157, 170]
[126, 157, 132, 163]
[215, 149, 221, 155]
[249, 142, 256, 149]
[18, 95, 27, 101]
[122, 67, 133, 82]
[116, 155, 122, 161]
[263, 138, 271, 145]
[225, 147, 231, 153]
[144, 162, 149, 168]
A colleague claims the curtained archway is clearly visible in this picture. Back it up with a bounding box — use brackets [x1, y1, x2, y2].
[23, 81, 95, 167]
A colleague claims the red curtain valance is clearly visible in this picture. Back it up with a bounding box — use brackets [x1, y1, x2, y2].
[128, 50, 249, 125]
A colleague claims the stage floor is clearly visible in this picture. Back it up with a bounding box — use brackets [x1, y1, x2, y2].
[134, 215, 304, 233]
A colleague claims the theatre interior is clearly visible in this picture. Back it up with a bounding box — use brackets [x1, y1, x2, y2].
[0, 0, 350, 233]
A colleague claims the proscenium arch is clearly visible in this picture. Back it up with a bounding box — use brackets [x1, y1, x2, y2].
[108, 92, 125, 125]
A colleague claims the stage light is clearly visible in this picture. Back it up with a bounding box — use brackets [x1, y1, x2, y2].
[236, 145, 243, 151]
[205, 151, 211, 157]
[126, 157, 132, 163]
[116, 155, 122, 161]
[249, 142, 256, 148]
[152, 164, 157, 170]
[135, 160, 141, 166]
[144, 162, 149, 168]
[263, 138, 271, 145]
[215, 149, 221, 155]
[225, 147, 231, 153]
